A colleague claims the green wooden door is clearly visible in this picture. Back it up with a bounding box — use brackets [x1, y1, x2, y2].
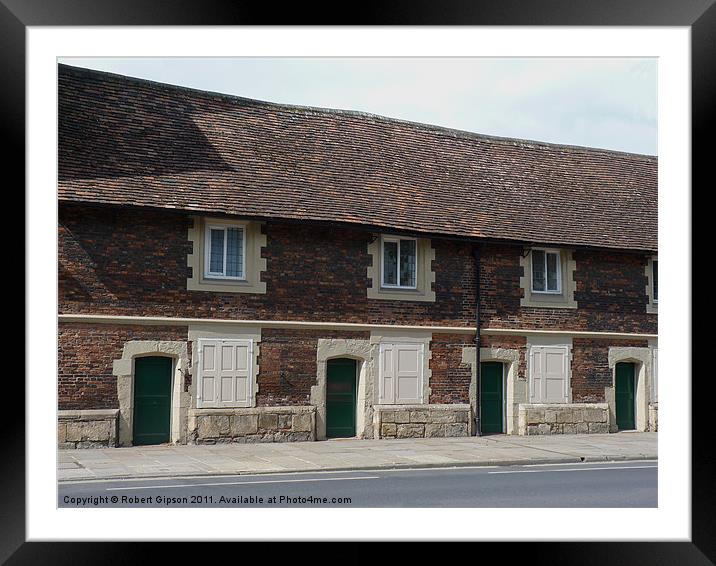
[326, 359, 357, 438]
[480, 362, 504, 433]
[133, 356, 172, 446]
[615, 362, 636, 431]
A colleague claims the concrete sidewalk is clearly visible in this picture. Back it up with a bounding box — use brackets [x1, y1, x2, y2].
[58, 432, 657, 483]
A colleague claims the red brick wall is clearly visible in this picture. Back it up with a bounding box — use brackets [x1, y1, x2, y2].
[571, 338, 649, 402]
[58, 327, 650, 410]
[58, 204, 657, 413]
[58, 324, 372, 410]
[255, 329, 370, 406]
[429, 333, 473, 404]
[58, 323, 189, 410]
[476, 336, 651, 403]
[60, 204, 656, 336]
[480, 334, 527, 379]
[59, 203, 476, 327]
[479, 244, 656, 334]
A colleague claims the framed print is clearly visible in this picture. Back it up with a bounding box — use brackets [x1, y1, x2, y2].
[9, 0, 706, 562]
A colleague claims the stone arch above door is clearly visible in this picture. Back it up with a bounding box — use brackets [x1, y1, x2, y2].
[463, 346, 522, 435]
[312, 339, 374, 440]
[607, 347, 652, 432]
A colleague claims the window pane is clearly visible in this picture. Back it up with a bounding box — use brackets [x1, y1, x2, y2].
[209, 229, 224, 273]
[226, 227, 243, 277]
[383, 241, 398, 285]
[546, 252, 559, 291]
[399, 239, 417, 287]
[653, 260, 658, 301]
[532, 250, 545, 291]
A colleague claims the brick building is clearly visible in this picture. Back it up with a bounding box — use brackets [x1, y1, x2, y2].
[57, 64, 658, 448]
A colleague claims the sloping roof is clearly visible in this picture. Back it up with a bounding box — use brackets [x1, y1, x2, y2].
[58, 64, 657, 252]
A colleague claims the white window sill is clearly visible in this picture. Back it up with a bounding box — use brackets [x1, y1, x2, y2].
[531, 289, 562, 295]
[204, 274, 247, 282]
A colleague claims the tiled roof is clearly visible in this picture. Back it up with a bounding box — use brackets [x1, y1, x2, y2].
[58, 64, 657, 252]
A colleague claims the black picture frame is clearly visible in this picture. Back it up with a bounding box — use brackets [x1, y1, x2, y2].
[8, 0, 705, 562]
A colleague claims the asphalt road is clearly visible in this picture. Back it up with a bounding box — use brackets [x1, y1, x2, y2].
[59, 460, 657, 508]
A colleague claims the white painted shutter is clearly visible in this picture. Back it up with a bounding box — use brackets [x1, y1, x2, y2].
[395, 344, 423, 404]
[379, 343, 395, 404]
[543, 347, 569, 403]
[198, 339, 253, 408]
[529, 347, 543, 403]
[530, 346, 569, 403]
[379, 342, 423, 404]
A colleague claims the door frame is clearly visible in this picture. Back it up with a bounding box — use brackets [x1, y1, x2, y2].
[312, 339, 373, 440]
[475, 348, 521, 435]
[113, 340, 189, 447]
[607, 347, 652, 432]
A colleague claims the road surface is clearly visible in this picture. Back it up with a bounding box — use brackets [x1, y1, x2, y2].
[59, 460, 657, 508]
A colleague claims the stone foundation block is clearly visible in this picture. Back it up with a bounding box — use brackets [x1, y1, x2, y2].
[58, 423, 67, 444]
[197, 418, 216, 439]
[258, 413, 278, 431]
[397, 424, 425, 438]
[394, 412, 410, 424]
[285, 432, 313, 442]
[557, 410, 573, 424]
[526, 409, 542, 425]
[583, 408, 607, 423]
[381, 423, 397, 437]
[232, 414, 258, 436]
[199, 415, 230, 438]
[424, 423, 445, 437]
[430, 412, 457, 424]
[292, 413, 313, 433]
[58, 409, 119, 449]
[409, 410, 429, 423]
[444, 423, 468, 437]
[518, 404, 611, 435]
[278, 414, 292, 430]
[537, 423, 551, 435]
[373, 404, 472, 439]
[191, 406, 316, 444]
[381, 411, 396, 424]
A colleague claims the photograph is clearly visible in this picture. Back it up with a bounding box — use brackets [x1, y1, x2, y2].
[55, 56, 659, 509]
[8, 9, 702, 558]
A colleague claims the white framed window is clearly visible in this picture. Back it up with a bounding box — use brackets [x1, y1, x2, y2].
[652, 259, 658, 303]
[197, 339, 254, 408]
[529, 345, 570, 403]
[531, 248, 562, 294]
[378, 342, 424, 404]
[204, 223, 246, 280]
[381, 235, 418, 289]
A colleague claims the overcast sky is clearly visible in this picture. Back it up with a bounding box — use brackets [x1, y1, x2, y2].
[60, 57, 657, 156]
